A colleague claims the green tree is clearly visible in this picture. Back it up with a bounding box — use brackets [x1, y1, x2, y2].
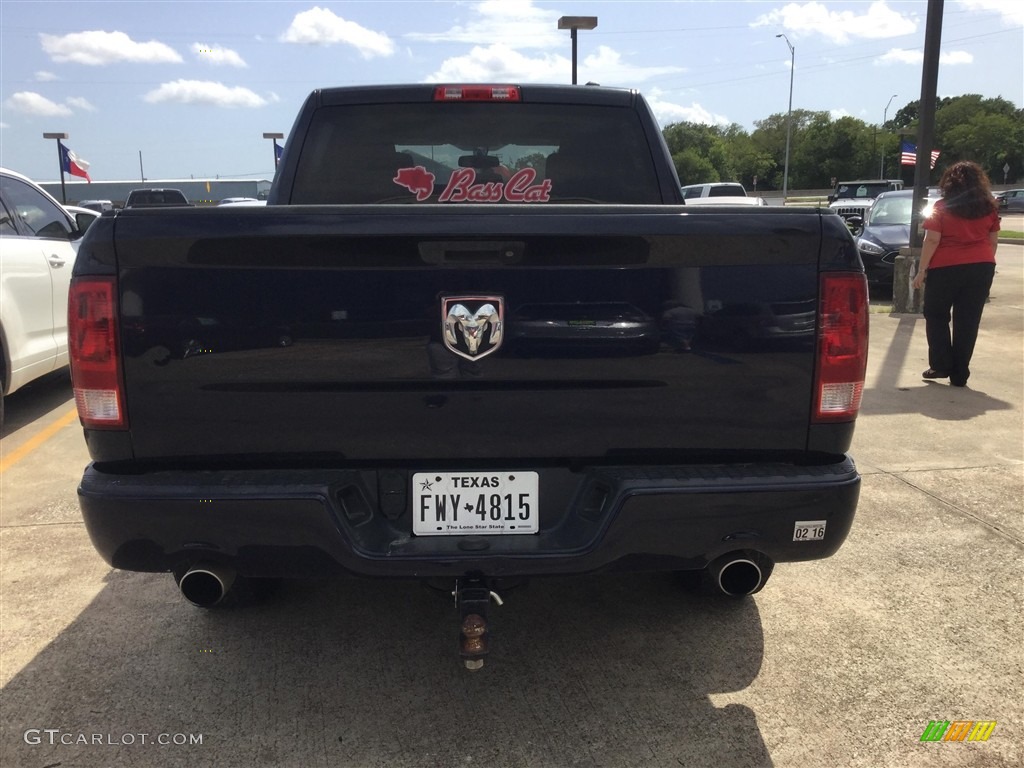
[751, 109, 832, 189]
[663, 122, 743, 185]
[513, 153, 547, 172]
[792, 114, 876, 187]
[661, 92, 1022, 192]
[671, 147, 720, 184]
[888, 95, 1023, 182]
[719, 124, 775, 191]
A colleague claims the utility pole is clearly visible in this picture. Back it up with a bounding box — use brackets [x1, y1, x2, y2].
[895, 0, 944, 314]
[776, 34, 794, 200]
[43, 132, 69, 203]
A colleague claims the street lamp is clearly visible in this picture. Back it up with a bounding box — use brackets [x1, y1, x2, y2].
[43, 132, 69, 203]
[879, 94, 897, 178]
[776, 34, 794, 200]
[263, 132, 284, 170]
[558, 16, 598, 85]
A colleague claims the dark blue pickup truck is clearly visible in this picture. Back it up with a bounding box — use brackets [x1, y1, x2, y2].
[70, 84, 867, 667]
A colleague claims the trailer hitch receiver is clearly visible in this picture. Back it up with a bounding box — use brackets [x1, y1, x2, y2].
[455, 574, 501, 671]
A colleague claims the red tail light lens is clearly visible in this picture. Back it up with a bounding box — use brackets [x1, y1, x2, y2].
[814, 273, 869, 423]
[69, 277, 126, 429]
[433, 85, 521, 102]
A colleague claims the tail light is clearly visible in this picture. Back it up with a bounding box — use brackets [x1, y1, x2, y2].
[69, 277, 127, 429]
[814, 273, 868, 423]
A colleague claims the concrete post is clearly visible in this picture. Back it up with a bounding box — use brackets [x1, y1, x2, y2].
[893, 247, 924, 313]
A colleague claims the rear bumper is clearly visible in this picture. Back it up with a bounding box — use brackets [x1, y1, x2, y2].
[78, 457, 860, 579]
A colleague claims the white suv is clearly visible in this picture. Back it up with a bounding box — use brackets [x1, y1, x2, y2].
[1, 168, 86, 426]
[828, 179, 904, 221]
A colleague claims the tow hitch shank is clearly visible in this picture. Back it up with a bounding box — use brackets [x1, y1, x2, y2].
[455, 575, 497, 671]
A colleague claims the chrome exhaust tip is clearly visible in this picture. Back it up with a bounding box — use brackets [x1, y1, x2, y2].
[716, 558, 762, 596]
[712, 553, 771, 597]
[177, 564, 236, 608]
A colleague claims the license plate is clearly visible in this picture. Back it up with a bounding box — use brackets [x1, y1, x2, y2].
[793, 520, 827, 541]
[412, 472, 539, 536]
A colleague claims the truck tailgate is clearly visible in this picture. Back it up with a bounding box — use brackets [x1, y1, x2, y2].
[109, 206, 825, 463]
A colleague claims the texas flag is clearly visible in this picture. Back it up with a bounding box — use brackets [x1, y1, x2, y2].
[60, 144, 91, 182]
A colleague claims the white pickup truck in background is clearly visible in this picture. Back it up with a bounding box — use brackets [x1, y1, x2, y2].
[680, 181, 767, 206]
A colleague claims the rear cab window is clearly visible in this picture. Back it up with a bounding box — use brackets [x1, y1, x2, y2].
[707, 184, 745, 197]
[289, 102, 661, 205]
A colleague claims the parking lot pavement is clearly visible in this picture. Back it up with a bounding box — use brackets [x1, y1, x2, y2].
[1, 247, 1021, 768]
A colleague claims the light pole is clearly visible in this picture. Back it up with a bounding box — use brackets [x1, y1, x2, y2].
[43, 132, 69, 203]
[879, 94, 897, 178]
[558, 16, 598, 85]
[263, 132, 284, 170]
[776, 34, 794, 200]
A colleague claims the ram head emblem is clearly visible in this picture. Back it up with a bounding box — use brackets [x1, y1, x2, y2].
[442, 297, 504, 361]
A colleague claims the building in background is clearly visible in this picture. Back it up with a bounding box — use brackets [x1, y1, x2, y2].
[39, 178, 272, 207]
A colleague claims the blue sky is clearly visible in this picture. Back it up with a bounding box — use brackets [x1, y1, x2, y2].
[1, 0, 1021, 182]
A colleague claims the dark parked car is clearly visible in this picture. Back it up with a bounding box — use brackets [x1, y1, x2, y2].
[854, 189, 945, 288]
[999, 189, 1024, 212]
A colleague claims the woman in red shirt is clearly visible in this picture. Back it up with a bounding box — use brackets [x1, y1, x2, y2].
[911, 161, 1000, 387]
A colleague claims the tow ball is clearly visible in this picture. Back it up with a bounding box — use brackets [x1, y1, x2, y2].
[454, 575, 503, 671]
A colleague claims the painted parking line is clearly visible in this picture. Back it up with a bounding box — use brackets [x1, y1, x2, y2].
[0, 408, 79, 474]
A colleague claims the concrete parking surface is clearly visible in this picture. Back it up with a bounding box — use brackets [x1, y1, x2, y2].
[1, 246, 1021, 768]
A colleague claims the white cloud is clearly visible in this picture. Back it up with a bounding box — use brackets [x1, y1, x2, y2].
[280, 7, 394, 58]
[40, 30, 182, 65]
[941, 51, 975, 65]
[35, 71, 58, 82]
[66, 96, 97, 112]
[407, 0, 563, 49]
[191, 43, 247, 67]
[644, 89, 731, 127]
[877, 48, 974, 65]
[752, 1, 917, 45]
[830, 108, 853, 121]
[424, 44, 565, 82]
[581, 46, 684, 86]
[417, 2, 679, 89]
[877, 49, 923, 65]
[424, 43, 681, 86]
[957, 0, 1024, 26]
[143, 80, 269, 108]
[5, 91, 73, 117]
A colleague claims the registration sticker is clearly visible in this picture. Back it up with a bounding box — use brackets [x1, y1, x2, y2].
[413, 472, 538, 536]
[793, 520, 827, 542]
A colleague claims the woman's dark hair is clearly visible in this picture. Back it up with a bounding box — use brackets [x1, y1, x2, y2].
[938, 160, 998, 219]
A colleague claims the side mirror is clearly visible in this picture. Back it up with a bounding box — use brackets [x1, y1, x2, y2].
[75, 213, 96, 233]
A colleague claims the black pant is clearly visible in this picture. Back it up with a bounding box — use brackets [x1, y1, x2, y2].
[923, 262, 995, 384]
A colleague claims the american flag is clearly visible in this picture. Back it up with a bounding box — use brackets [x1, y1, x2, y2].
[901, 141, 940, 169]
